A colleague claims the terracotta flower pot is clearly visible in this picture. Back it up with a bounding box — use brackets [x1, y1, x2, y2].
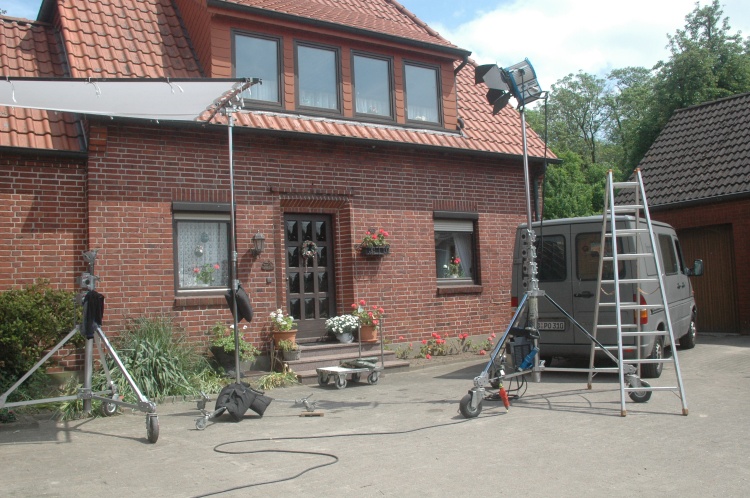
[273, 329, 297, 347]
[359, 325, 378, 343]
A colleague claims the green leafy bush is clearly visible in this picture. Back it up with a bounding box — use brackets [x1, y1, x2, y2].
[95, 315, 222, 403]
[0, 280, 80, 378]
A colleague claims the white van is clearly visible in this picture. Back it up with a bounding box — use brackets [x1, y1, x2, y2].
[511, 215, 702, 378]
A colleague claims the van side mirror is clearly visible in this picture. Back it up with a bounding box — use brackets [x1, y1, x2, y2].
[688, 259, 703, 277]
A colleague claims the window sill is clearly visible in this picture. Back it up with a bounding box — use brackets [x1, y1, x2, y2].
[436, 284, 483, 296]
[174, 291, 228, 308]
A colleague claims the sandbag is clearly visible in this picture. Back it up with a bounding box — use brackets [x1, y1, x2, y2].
[225, 284, 253, 323]
[215, 383, 272, 421]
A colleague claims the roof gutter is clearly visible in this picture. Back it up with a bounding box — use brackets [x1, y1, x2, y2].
[650, 191, 750, 211]
[207, 0, 472, 59]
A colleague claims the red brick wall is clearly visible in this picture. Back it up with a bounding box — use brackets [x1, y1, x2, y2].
[653, 197, 750, 334]
[1, 152, 88, 371]
[78, 122, 526, 350]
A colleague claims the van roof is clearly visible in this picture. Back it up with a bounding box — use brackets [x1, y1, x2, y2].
[519, 215, 673, 230]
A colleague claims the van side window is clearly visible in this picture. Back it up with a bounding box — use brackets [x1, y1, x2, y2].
[658, 234, 679, 275]
[673, 238, 687, 274]
[576, 233, 625, 281]
[526, 235, 566, 282]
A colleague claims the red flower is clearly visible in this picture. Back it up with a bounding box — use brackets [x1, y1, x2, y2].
[479, 350, 487, 355]
[193, 267, 200, 273]
[491, 333, 496, 339]
[351, 303, 358, 309]
[398, 336, 404, 341]
[421, 339, 427, 344]
[213, 264, 220, 270]
[425, 354, 432, 360]
[359, 299, 366, 306]
[372, 319, 379, 325]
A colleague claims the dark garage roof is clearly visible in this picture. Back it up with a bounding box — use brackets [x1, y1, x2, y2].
[638, 92, 750, 208]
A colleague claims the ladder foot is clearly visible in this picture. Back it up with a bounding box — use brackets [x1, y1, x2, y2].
[620, 409, 627, 417]
[682, 408, 689, 416]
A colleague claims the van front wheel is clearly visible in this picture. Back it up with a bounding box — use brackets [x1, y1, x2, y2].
[679, 316, 697, 349]
[641, 337, 663, 379]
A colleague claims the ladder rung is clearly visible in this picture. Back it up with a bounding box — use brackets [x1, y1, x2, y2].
[613, 181, 638, 188]
[601, 278, 659, 285]
[605, 228, 649, 236]
[624, 386, 680, 392]
[621, 331, 666, 337]
[596, 324, 638, 329]
[607, 205, 644, 213]
[598, 303, 664, 309]
[603, 253, 653, 261]
[623, 358, 670, 364]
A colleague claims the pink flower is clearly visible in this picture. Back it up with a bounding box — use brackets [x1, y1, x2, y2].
[398, 336, 405, 341]
[351, 303, 357, 309]
[421, 339, 427, 344]
[372, 319, 379, 325]
[193, 267, 200, 273]
[491, 333, 496, 339]
[213, 264, 220, 270]
[425, 354, 431, 360]
[359, 299, 366, 306]
[479, 350, 487, 355]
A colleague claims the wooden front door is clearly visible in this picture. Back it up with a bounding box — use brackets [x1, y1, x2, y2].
[284, 214, 336, 341]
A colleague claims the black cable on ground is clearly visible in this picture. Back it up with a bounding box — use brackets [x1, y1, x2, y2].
[192, 411, 503, 497]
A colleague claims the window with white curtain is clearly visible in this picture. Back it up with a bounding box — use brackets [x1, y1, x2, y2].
[173, 208, 231, 292]
[297, 43, 339, 111]
[353, 53, 393, 119]
[434, 218, 476, 283]
[405, 63, 440, 124]
[234, 32, 281, 105]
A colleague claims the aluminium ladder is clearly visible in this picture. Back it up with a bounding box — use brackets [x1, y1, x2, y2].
[587, 169, 688, 416]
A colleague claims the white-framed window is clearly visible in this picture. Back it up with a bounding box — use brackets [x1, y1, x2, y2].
[173, 205, 231, 292]
[434, 216, 476, 283]
[353, 52, 393, 119]
[234, 32, 281, 105]
[405, 62, 440, 124]
[296, 43, 340, 112]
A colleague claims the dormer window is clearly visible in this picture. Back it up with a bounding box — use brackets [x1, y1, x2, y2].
[234, 32, 281, 105]
[296, 43, 340, 112]
[404, 62, 441, 124]
[353, 53, 393, 119]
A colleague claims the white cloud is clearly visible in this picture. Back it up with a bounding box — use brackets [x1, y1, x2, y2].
[434, 0, 750, 88]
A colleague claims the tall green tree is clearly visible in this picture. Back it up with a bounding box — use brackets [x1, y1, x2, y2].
[636, 0, 750, 162]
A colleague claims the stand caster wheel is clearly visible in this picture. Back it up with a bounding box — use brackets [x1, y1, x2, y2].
[195, 417, 207, 431]
[335, 376, 347, 389]
[367, 371, 379, 385]
[628, 380, 652, 403]
[100, 399, 117, 417]
[318, 373, 329, 386]
[459, 393, 483, 418]
[146, 414, 159, 443]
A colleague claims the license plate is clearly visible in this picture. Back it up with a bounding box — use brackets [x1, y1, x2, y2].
[538, 320, 566, 331]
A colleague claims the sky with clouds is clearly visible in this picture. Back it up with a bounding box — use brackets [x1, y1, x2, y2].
[3, 0, 749, 90]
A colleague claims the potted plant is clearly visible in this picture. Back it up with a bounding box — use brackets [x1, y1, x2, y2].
[351, 298, 384, 342]
[325, 314, 359, 343]
[269, 308, 297, 346]
[209, 322, 260, 372]
[277, 339, 301, 361]
[443, 256, 463, 278]
[359, 227, 390, 256]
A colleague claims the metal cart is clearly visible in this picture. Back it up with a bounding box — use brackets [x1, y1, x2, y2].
[316, 326, 385, 389]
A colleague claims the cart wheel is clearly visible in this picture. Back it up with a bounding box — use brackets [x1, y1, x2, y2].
[100, 399, 117, 417]
[195, 417, 207, 431]
[318, 373, 329, 386]
[351, 373, 361, 383]
[335, 376, 347, 389]
[628, 380, 652, 403]
[146, 414, 159, 443]
[459, 393, 482, 419]
[367, 371, 379, 385]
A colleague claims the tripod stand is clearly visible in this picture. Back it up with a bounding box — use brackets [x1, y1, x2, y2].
[0, 250, 159, 443]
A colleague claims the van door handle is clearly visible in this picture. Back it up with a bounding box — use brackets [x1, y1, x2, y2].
[574, 291, 593, 298]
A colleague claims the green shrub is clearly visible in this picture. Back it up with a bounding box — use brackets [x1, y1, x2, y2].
[95, 315, 222, 403]
[0, 280, 80, 378]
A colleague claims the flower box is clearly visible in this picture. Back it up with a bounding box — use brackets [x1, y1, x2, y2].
[361, 245, 390, 257]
